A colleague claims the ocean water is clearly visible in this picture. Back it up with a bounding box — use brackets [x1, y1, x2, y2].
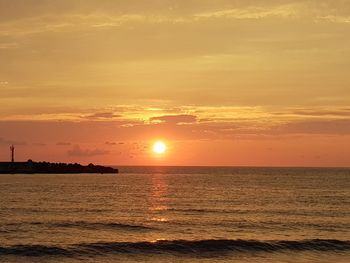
[0, 166, 349, 262]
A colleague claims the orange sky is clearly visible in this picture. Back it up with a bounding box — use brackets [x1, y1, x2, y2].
[1, 0, 350, 166]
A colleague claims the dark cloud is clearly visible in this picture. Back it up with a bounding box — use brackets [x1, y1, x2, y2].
[67, 145, 109, 157]
[150, 114, 197, 124]
[56, 142, 71, 146]
[105, 141, 117, 145]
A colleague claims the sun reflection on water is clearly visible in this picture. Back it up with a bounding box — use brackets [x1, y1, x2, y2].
[148, 174, 169, 223]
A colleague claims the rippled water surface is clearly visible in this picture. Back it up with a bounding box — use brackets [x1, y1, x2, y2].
[0, 167, 349, 262]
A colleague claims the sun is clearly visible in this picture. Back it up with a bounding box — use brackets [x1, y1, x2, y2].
[153, 141, 167, 154]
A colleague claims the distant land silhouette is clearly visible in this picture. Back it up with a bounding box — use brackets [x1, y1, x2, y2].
[0, 160, 118, 174]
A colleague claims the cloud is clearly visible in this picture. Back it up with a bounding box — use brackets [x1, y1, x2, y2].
[194, 5, 298, 20]
[32, 142, 46, 147]
[319, 15, 350, 24]
[0, 43, 18, 49]
[149, 114, 197, 124]
[83, 112, 121, 120]
[56, 142, 71, 146]
[275, 119, 350, 135]
[67, 145, 109, 157]
[105, 141, 117, 146]
[291, 109, 350, 117]
[1, 1, 349, 114]
[272, 107, 350, 117]
[0, 137, 26, 145]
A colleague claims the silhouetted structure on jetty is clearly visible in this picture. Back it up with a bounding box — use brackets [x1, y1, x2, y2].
[0, 160, 118, 174]
[0, 145, 118, 174]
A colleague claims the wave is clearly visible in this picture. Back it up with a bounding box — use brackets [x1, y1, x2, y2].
[2, 221, 154, 231]
[50, 221, 154, 231]
[168, 208, 350, 219]
[168, 208, 231, 213]
[0, 239, 349, 257]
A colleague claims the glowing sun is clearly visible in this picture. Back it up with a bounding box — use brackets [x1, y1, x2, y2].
[153, 141, 167, 154]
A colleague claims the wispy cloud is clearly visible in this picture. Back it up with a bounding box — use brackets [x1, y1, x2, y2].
[32, 142, 46, 147]
[83, 112, 122, 120]
[149, 114, 197, 124]
[275, 119, 350, 135]
[1, 2, 348, 38]
[0, 137, 26, 145]
[194, 5, 299, 20]
[0, 42, 18, 49]
[318, 15, 350, 24]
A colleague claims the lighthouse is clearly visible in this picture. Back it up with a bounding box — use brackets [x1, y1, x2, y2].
[10, 145, 15, 162]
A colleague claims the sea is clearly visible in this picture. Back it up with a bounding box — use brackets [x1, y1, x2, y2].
[0, 166, 349, 263]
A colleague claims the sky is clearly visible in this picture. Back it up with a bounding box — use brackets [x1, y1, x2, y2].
[1, 0, 350, 166]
